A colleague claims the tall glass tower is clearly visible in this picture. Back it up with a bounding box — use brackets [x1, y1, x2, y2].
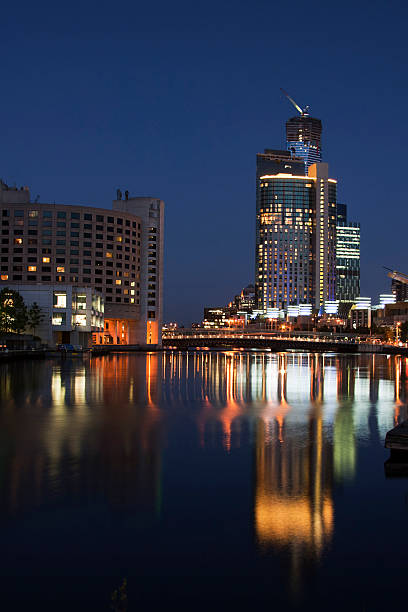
[255, 160, 337, 311]
[335, 204, 360, 302]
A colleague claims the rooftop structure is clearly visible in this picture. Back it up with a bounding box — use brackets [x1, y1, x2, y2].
[281, 90, 322, 171]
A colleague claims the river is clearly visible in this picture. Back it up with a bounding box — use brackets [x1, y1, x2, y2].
[0, 351, 406, 610]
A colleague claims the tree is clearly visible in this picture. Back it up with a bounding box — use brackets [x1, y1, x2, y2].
[111, 578, 127, 611]
[384, 327, 394, 343]
[27, 302, 44, 337]
[0, 288, 28, 334]
[400, 321, 408, 343]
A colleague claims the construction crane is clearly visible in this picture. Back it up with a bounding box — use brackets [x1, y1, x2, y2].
[280, 88, 310, 116]
[384, 267, 408, 285]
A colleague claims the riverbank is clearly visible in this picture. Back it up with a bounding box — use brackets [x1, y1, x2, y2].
[0, 344, 163, 363]
[0, 349, 48, 363]
[0, 340, 407, 364]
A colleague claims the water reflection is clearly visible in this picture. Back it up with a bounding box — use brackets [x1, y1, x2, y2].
[162, 351, 408, 592]
[0, 355, 163, 517]
[0, 351, 407, 603]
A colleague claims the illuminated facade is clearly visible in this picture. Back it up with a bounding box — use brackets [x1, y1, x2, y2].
[286, 115, 322, 171]
[7, 284, 104, 346]
[336, 204, 360, 302]
[0, 181, 164, 346]
[255, 161, 336, 311]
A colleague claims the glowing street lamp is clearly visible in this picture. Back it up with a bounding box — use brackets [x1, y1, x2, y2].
[396, 322, 401, 344]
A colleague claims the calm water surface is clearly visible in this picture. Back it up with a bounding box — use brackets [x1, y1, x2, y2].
[0, 351, 407, 610]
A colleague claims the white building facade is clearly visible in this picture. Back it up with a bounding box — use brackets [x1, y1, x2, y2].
[11, 284, 104, 347]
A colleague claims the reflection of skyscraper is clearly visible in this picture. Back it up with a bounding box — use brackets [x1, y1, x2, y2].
[254, 414, 334, 591]
[310, 355, 325, 403]
[333, 404, 356, 482]
[251, 352, 334, 595]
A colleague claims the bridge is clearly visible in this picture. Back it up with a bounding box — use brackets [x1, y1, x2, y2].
[162, 329, 408, 356]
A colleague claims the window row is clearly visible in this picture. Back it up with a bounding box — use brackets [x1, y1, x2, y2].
[1, 209, 141, 228]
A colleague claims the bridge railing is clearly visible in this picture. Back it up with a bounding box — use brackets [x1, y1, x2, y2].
[162, 328, 400, 348]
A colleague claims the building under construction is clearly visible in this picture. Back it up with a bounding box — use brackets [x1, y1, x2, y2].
[387, 269, 408, 302]
[281, 89, 322, 171]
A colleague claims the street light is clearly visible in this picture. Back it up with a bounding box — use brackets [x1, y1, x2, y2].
[396, 321, 401, 344]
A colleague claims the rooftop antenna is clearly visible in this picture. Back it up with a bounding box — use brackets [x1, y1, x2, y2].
[280, 88, 310, 116]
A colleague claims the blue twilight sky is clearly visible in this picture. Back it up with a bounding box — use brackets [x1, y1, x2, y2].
[1, 0, 407, 324]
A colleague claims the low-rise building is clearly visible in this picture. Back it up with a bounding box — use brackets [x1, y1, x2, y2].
[349, 302, 371, 329]
[383, 302, 408, 324]
[203, 307, 238, 328]
[11, 284, 104, 347]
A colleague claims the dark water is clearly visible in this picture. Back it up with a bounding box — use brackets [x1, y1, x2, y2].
[0, 351, 407, 610]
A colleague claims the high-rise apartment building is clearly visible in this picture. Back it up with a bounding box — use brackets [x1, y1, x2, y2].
[335, 203, 360, 303]
[0, 181, 164, 346]
[255, 160, 336, 311]
[386, 270, 408, 302]
[392, 278, 408, 302]
[255, 150, 305, 307]
[286, 115, 322, 171]
[336, 203, 347, 224]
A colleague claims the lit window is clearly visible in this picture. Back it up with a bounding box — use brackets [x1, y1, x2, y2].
[74, 314, 87, 326]
[28, 210, 38, 218]
[52, 312, 66, 326]
[76, 295, 87, 310]
[27, 266, 37, 272]
[116, 236, 122, 242]
[115, 280, 122, 285]
[42, 257, 50, 263]
[56, 266, 65, 273]
[106, 252, 113, 258]
[1, 274, 8, 281]
[14, 238, 23, 245]
[53, 292, 67, 308]
[130, 298, 135, 303]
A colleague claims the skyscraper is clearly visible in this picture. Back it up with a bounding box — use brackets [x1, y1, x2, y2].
[281, 90, 322, 171]
[335, 204, 360, 303]
[286, 115, 322, 171]
[255, 159, 337, 311]
[386, 270, 408, 302]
